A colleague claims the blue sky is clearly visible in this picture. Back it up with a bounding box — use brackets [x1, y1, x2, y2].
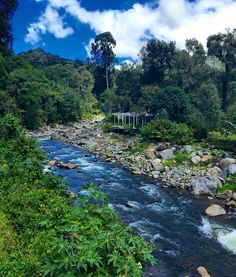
[12, 0, 236, 61]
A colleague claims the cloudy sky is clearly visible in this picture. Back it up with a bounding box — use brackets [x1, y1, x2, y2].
[13, 0, 236, 60]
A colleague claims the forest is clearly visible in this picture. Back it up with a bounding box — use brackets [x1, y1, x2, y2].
[0, 2, 236, 145]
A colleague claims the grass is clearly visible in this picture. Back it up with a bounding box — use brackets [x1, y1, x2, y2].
[217, 176, 236, 193]
[127, 141, 150, 155]
[162, 151, 189, 167]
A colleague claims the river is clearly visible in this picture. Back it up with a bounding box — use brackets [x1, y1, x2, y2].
[39, 137, 236, 277]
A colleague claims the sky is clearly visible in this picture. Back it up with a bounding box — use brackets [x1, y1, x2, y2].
[12, 0, 236, 61]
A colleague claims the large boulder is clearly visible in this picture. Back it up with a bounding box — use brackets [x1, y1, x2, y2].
[190, 176, 222, 196]
[205, 204, 226, 217]
[228, 164, 236, 175]
[158, 149, 174, 160]
[219, 158, 235, 171]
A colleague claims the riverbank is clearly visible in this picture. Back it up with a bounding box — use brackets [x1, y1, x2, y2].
[29, 119, 236, 211]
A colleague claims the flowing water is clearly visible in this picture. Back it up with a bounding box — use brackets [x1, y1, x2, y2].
[39, 138, 236, 277]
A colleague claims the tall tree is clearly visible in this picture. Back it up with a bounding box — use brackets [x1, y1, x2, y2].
[140, 39, 176, 85]
[207, 29, 236, 111]
[0, 0, 18, 52]
[90, 32, 116, 90]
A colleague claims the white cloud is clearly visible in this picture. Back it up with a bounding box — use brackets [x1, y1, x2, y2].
[26, 0, 236, 58]
[25, 5, 74, 44]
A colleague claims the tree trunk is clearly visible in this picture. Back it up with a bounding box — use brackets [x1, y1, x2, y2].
[222, 66, 230, 112]
[105, 59, 109, 90]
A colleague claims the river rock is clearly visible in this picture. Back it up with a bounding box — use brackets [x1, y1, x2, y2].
[57, 162, 76, 170]
[158, 149, 174, 160]
[151, 158, 162, 170]
[226, 200, 236, 208]
[190, 176, 222, 196]
[201, 155, 211, 163]
[70, 192, 77, 199]
[131, 169, 143, 175]
[197, 150, 204, 157]
[205, 204, 226, 217]
[145, 147, 157, 160]
[152, 164, 164, 173]
[152, 171, 160, 179]
[47, 160, 57, 166]
[51, 133, 61, 140]
[232, 193, 236, 200]
[183, 145, 193, 154]
[191, 155, 201, 164]
[228, 164, 236, 175]
[219, 158, 236, 170]
[197, 266, 211, 277]
[156, 142, 170, 151]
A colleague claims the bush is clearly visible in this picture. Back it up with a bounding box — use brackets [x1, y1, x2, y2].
[208, 132, 236, 152]
[139, 119, 194, 144]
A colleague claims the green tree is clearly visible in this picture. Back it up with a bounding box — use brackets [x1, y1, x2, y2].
[7, 67, 50, 128]
[207, 29, 236, 111]
[194, 82, 221, 135]
[0, 0, 18, 52]
[77, 66, 96, 115]
[115, 63, 142, 111]
[138, 85, 159, 113]
[90, 32, 116, 90]
[140, 39, 176, 85]
[153, 86, 190, 122]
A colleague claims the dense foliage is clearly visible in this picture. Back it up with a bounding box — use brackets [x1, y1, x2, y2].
[139, 119, 194, 145]
[0, 114, 155, 276]
[0, 51, 96, 129]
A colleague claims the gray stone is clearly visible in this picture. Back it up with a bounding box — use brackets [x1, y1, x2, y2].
[219, 158, 236, 170]
[158, 149, 174, 160]
[205, 204, 226, 217]
[232, 193, 236, 201]
[151, 158, 162, 170]
[191, 155, 201, 165]
[51, 133, 61, 140]
[191, 176, 222, 196]
[225, 200, 236, 208]
[183, 145, 192, 154]
[197, 150, 204, 157]
[152, 171, 160, 179]
[228, 164, 236, 175]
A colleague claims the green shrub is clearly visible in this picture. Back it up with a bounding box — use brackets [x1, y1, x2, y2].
[174, 151, 189, 164]
[217, 176, 236, 193]
[102, 121, 113, 133]
[139, 119, 194, 144]
[128, 141, 150, 155]
[208, 132, 236, 152]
